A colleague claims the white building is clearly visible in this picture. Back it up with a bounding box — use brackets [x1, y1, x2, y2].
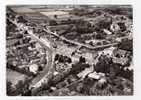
[29, 64, 39, 74]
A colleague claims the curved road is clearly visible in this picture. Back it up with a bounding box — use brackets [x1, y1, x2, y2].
[43, 29, 119, 50]
[7, 17, 130, 88]
[7, 18, 54, 88]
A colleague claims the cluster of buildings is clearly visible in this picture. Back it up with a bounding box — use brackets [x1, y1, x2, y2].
[6, 5, 133, 96]
[6, 10, 48, 78]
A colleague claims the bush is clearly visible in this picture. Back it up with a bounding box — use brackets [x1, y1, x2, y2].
[49, 20, 58, 26]
[70, 62, 90, 75]
[6, 80, 16, 96]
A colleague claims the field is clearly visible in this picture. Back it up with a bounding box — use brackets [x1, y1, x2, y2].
[7, 69, 28, 86]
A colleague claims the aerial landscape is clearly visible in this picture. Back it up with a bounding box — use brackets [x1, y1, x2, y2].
[6, 5, 133, 96]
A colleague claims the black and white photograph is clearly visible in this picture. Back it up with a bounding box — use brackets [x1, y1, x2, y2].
[6, 5, 133, 96]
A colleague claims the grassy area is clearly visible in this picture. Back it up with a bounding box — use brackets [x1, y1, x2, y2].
[7, 69, 28, 86]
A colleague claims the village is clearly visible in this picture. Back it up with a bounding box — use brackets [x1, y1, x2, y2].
[6, 5, 133, 96]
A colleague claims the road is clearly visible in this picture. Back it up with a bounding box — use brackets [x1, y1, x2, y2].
[43, 29, 119, 50]
[7, 17, 130, 88]
[7, 18, 55, 88]
[28, 31, 54, 87]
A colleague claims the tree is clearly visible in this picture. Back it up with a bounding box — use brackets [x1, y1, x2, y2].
[54, 15, 58, 19]
[17, 16, 27, 23]
[75, 19, 94, 34]
[6, 80, 15, 96]
[70, 62, 90, 75]
[89, 41, 94, 46]
[118, 39, 133, 52]
[118, 22, 126, 32]
[16, 80, 24, 88]
[54, 54, 59, 61]
[15, 80, 25, 94]
[79, 56, 86, 63]
[94, 55, 113, 74]
[49, 20, 57, 26]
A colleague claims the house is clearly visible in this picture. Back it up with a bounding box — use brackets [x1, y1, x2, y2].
[103, 29, 112, 35]
[112, 49, 129, 65]
[29, 64, 39, 74]
[98, 46, 116, 56]
[110, 23, 120, 33]
[113, 49, 127, 58]
[71, 54, 80, 63]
